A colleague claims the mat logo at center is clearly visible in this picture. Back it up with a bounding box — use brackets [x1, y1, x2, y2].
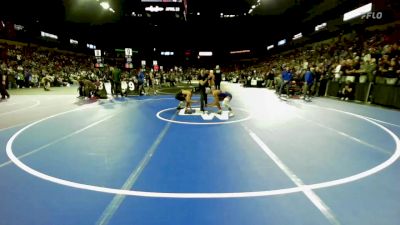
[178, 108, 229, 121]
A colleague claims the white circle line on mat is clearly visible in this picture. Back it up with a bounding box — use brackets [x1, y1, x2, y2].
[6, 100, 400, 198]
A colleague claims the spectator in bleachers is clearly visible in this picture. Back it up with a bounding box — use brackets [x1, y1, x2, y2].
[333, 61, 342, 82]
[341, 59, 355, 83]
[31, 72, 39, 88]
[385, 58, 399, 85]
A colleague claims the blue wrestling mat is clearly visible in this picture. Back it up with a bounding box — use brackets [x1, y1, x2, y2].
[0, 86, 400, 225]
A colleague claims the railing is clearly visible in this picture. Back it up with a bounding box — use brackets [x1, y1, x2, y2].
[325, 78, 400, 108]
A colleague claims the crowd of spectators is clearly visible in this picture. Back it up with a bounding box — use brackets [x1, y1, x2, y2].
[1, 22, 399, 103]
[0, 42, 195, 98]
[0, 43, 95, 90]
[220, 24, 400, 101]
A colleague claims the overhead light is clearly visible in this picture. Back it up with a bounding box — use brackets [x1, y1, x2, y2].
[14, 24, 24, 31]
[87, 44, 96, 49]
[343, 3, 372, 21]
[230, 50, 251, 54]
[70, 39, 78, 44]
[161, 51, 174, 56]
[293, 33, 303, 40]
[252, 5, 256, 9]
[257, 0, 261, 3]
[109, 8, 115, 13]
[132, 12, 136, 15]
[267, 45, 274, 50]
[197, 12, 200, 15]
[220, 13, 224, 16]
[41, 31, 58, 40]
[315, 22, 327, 31]
[199, 51, 213, 56]
[278, 39, 286, 46]
[100, 2, 110, 10]
[248, 9, 253, 14]
[223, 14, 236, 18]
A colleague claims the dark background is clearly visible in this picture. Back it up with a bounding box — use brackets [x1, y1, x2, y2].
[1, 0, 399, 65]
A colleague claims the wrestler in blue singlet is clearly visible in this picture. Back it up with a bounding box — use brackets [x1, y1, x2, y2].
[218, 91, 232, 101]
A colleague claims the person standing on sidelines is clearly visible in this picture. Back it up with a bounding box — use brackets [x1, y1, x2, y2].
[302, 67, 314, 101]
[137, 69, 145, 96]
[266, 67, 275, 89]
[208, 69, 215, 89]
[0, 67, 10, 100]
[214, 65, 222, 90]
[112, 66, 122, 97]
[147, 71, 157, 95]
[198, 70, 210, 113]
[279, 66, 293, 98]
[108, 66, 115, 96]
[312, 64, 323, 97]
